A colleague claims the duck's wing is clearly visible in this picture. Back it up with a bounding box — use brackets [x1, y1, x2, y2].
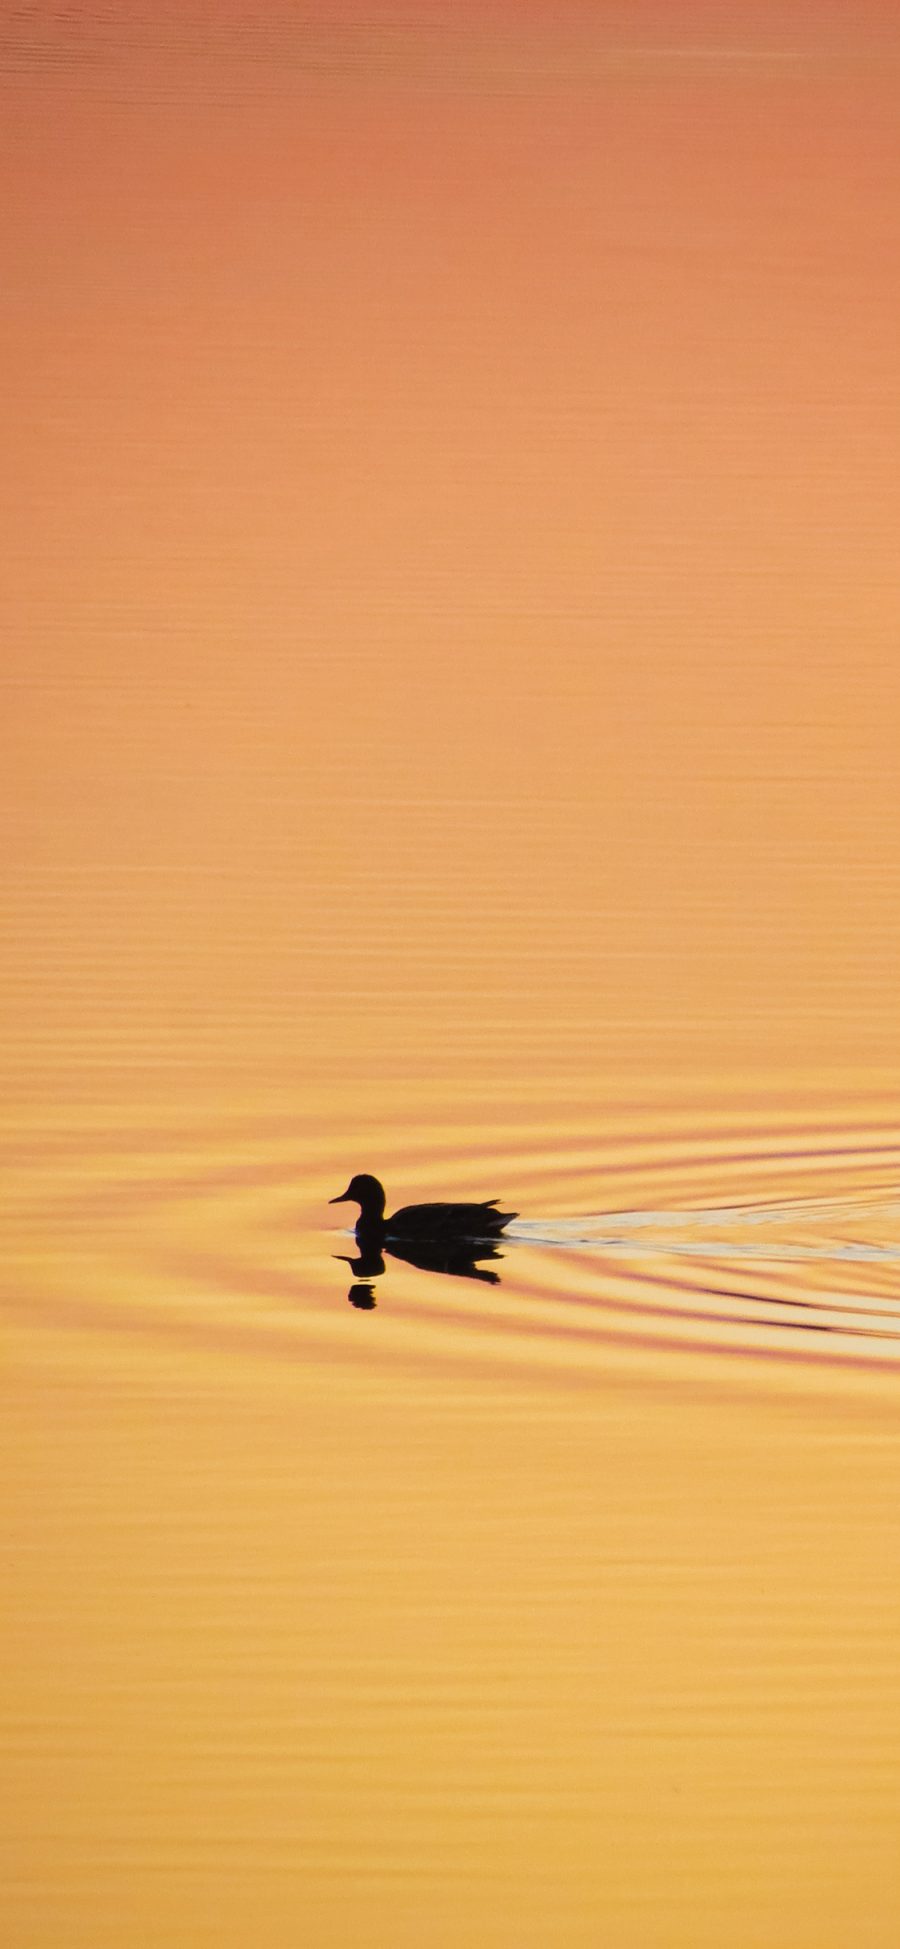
[388, 1201, 454, 1238]
[389, 1200, 517, 1239]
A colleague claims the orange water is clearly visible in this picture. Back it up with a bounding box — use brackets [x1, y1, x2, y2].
[4, 9, 900, 1945]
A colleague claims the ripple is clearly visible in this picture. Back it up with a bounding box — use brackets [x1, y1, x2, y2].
[5, 1075, 900, 1389]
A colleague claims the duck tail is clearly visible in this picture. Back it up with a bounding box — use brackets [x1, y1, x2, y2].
[486, 1205, 517, 1234]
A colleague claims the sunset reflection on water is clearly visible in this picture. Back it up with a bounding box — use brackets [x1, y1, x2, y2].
[4, 7, 900, 1945]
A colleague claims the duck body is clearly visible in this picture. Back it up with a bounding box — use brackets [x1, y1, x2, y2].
[386, 1199, 513, 1242]
[330, 1172, 516, 1246]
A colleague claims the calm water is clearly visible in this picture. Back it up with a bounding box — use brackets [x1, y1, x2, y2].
[4, 9, 900, 1946]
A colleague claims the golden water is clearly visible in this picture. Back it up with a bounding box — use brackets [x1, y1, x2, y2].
[4, 9, 900, 1945]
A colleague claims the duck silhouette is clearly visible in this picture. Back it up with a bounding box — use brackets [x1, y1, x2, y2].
[329, 1172, 517, 1249]
[338, 1236, 505, 1290]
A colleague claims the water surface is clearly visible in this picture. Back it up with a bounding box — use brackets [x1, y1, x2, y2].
[4, 8, 900, 1946]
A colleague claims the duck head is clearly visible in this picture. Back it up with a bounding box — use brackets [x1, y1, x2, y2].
[329, 1173, 387, 1222]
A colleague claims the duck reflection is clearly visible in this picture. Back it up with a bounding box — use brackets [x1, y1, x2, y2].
[337, 1234, 504, 1308]
[347, 1282, 378, 1310]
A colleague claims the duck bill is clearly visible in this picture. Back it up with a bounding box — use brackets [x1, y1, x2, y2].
[329, 1189, 352, 1204]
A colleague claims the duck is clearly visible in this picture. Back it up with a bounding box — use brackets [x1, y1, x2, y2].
[329, 1172, 517, 1246]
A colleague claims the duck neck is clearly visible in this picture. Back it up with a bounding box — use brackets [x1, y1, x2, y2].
[355, 1182, 386, 1235]
[356, 1210, 386, 1245]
